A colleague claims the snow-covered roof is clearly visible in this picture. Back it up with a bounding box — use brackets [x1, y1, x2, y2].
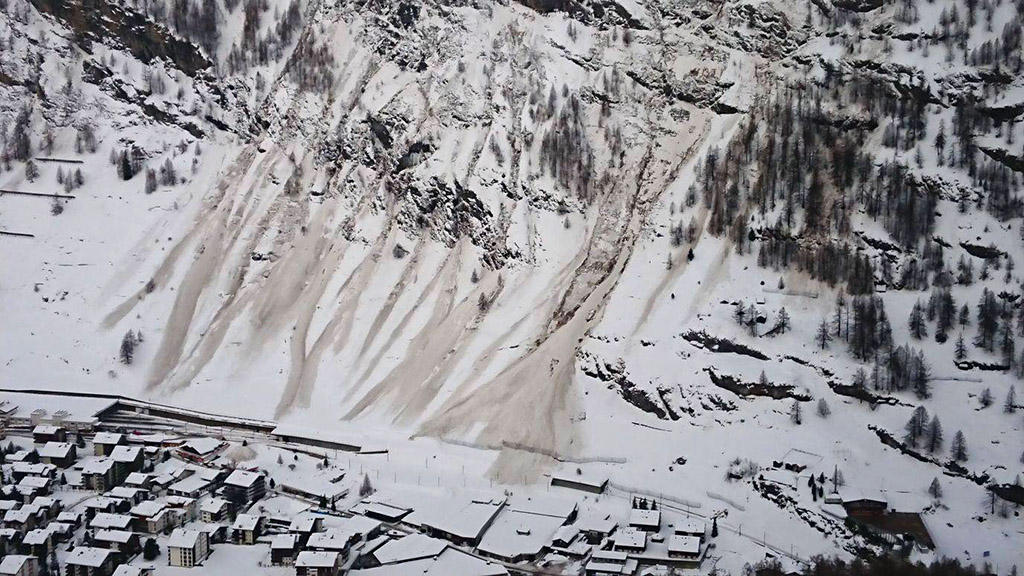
[93, 432, 124, 445]
[32, 425, 62, 435]
[11, 462, 54, 475]
[613, 527, 647, 550]
[90, 513, 133, 529]
[56, 511, 80, 523]
[668, 534, 701, 555]
[335, 514, 381, 537]
[0, 501, 18, 512]
[200, 498, 229, 514]
[373, 533, 448, 565]
[168, 528, 204, 549]
[112, 566, 147, 576]
[95, 529, 135, 544]
[231, 513, 261, 531]
[577, 515, 616, 534]
[110, 445, 142, 462]
[124, 473, 151, 486]
[477, 509, 565, 561]
[224, 469, 261, 488]
[107, 487, 145, 500]
[306, 528, 354, 551]
[81, 459, 115, 475]
[181, 438, 224, 456]
[628, 509, 661, 528]
[289, 515, 319, 532]
[354, 548, 507, 576]
[38, 442, 74, 459]
[270, 533, 298, 549]
[17, 476, 49, 489]
[22, 528, 51, 545]
[295, 551, 340, 568]
[130, 500, 164, 518]
[66, 547, 112, 567]
[0, 554, 34, 575]
[550, 470, 607, 489]
[168, 474, 212, 495]
[507, 493, 578, 520]
[405, 497, 504, 541]
[674, 519, 705, 535]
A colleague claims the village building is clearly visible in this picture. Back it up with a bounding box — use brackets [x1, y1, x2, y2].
[289, 515, 324, 547]
[93, 530, 140, 556]
[270, 533, 300, 566]
[584, 550, 638, 576]
[195, 522, 228, 545]
[111, 567, 153, 576]
[31, 425, 66, 444]
[230, 513, 263, 544]
[8, 451, 38, 465]
[177, 439, 225, 463]
[199, 498, 230, 523]
[223, 470, 266, 505]
[674, 519, 706, 538]
[81, 459, 117, 491]
[89, 513, 133, 531]
[350, 501, 411, 523]
[11, 463, 56, 482]
[105, 487, 148, 506]
[550, 471, 608, 494]
[578, 516, 617, 544]
[16, 477, 51, 498]
[612, 527, 647, 553]
[164, 496, 198, 524]
[20, 528, 53, 557]
[0, 554, 38, 576]
[167, 528, 210, 568]
[407, 498, 505, 547]
[56, 511, 81, 527]
[129, 501, 171, 534]
[92, 433, 126, 457]
[65, 546, 117, 576]
[667, 534, 702, 562]
[122, 474, 152, 490]
[109, 446, 144, 481]
[295, 551, 341, 576]
[628, 509, 661, 532]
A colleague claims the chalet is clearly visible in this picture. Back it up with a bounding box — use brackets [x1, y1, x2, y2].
[32, 425, 65, 444]
[168, 528, 210, 568]
[92, 433, 126, 457]
[56, 511, 81, 527]
[295, 551, 341, 576]
[20, 528, 52, 556]
[199, 498, 230, 523]
[270, 533, 299, 566]
[7, 451, 38, 465]
[47, 522, 74, 543]
[106, 487, 148, 506]
[164, 496, 198, 523]
[195, 523, 228, 545]
[10, 463, 55, 482]
[129, 501, 171, 534]
[93, 530, 140, 556]
[612, 527, 647, 553]
[29, 497, 60, 520]
[167, 475, 214, 499]
[289, 515, 324, 547]
[122, 474, 152, 490]
[667, 534, 702, 562]
[89, 513, 133, 531]
[230, 513, 263, 545]
[0, 502, 18, 516]
[177, 439, 225, 462]
[110, 446, 144, 479]
[83, 498, 119, 516]
[65, 546, 117, 576]
[584, 550, 637, 576]
[81, 459, 117, 491]
[578, 516, 617, 544]
[15, 477, 50, 499]
[839, 490, 888, 516]
[223, 470, 266, 505]
[305, 529, 359, 556]
[0, 555, 38, 576]
[550, 471, 607, 494]
[628, 509, 661, 532]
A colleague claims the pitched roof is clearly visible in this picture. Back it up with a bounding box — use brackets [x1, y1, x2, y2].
[93, 432, 124, 445]
[231, 513, 261, 531]
[0, 554, 34, 575]
[168, 528, 203, 549]
[66, 547, 112, 567]
[224, 469, 262, 488]
[296, 551, 339, 568]
[38, 442, 75, 459]
[110, 445, 142, 463]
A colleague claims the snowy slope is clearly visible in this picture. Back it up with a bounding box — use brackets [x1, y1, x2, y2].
[1, 0, 1023, 569]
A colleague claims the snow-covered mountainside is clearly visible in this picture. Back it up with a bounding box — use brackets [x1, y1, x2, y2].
[1, 0, 1023, 568]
